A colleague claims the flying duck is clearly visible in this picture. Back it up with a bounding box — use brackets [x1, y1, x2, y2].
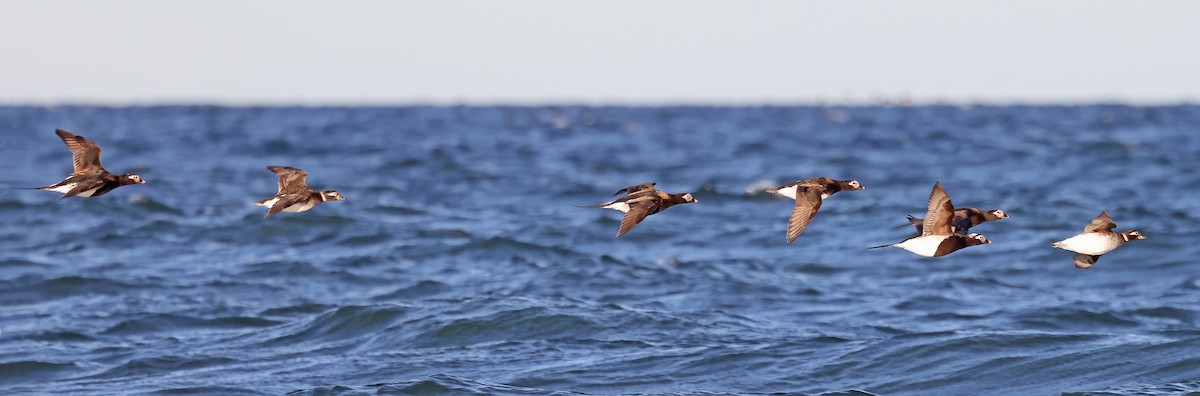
[905, 208, 1009, 235]
[580, 183, 698, 237]
[32, 129, 145, 199]
[869, 183, 991, 257]
[766, 177, 865, 243]
[1052, 211, 1146, 269]
[252, 166, 346, 218]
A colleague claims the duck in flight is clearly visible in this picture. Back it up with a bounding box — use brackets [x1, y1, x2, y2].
[30, 129, 145, 199]
[252, 166, 346, 218]
[869, 183, 991, 257]
[904, 207, 1009, 235]
[1052, 211, 1145, 269]
[580, 182, 698, 237]
[766, 177, 865, 243]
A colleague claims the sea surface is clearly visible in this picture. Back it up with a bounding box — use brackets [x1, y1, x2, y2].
[1, 105, 1199, 395]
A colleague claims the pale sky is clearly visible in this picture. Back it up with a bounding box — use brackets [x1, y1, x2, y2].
[2, 0, 1198, 105]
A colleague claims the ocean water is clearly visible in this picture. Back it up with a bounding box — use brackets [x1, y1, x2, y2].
[0, 105, 1198, 395]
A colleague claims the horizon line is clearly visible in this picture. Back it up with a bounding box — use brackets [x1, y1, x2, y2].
[1, 97, 1198, 108]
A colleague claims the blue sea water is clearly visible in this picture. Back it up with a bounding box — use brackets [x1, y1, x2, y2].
[0, 105, 1199, 395]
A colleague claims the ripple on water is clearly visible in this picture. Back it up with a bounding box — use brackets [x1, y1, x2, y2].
[262, 305, 411, 347]
[101, 314, 280, 336]
[88, 355, 238, 380]
[0, 360, 78, 385]
[409, 306, 600, 349]
[291, 374, 574, 396]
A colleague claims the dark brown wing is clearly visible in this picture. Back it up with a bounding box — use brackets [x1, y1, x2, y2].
[616, 200, 655, 237]
[264, 193, 306, 218]
[55, 129, 104, 173]
[614, 182, 656, 196]
[921, 183, 955, 236]
[1073, 253, 1100, 269]
[797, 177, 835, 188]
[60, 178, 105, 200]
[1083, 211, 1116, 233]
[267, 166, 309, 193]
[786, 186, 824, 243]
[933, 236, 970, 257]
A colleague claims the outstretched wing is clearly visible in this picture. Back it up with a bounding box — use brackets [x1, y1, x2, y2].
[1074, 253, 1100, 269]
[264, 194, 306, 218]
[614, 182, 656, 196]
[616, 200, 655, 237]
[55, 129, 104, 173]
[1083, 211, 1116, 233]
[921, 183, 955, 236]
[267, 166, 309, 193]
[786, 186, 824, 243]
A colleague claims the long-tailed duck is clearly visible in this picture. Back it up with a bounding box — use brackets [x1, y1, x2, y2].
[31, 129, 145, 199]
[869, 183, 991, 257]
[252, 166, 345, 218]
[1052, 211, 1145, 269]
[766, 177, 865, 243]
[905, 208, 1009, 235]
[580, 183, 698, 237]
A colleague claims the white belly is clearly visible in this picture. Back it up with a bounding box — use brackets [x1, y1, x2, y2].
[893, 235, 949, 257]
[255, 198, 315, 212]
[45, 183, 100, 197]
[283, 202, 316, 213]
[1054, 233, 1117, 255]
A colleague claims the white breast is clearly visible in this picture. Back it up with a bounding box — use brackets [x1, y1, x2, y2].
[893, 235, 949, 257]
[1053, 233, 1119, 255]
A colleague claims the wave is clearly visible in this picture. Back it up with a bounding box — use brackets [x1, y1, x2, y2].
[0, 360, 77, 385]
[102, 314, 280, 335]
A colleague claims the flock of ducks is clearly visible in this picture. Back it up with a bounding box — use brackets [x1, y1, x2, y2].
[27, 130, 345, 218]
[579, 174, 1145, 269]
[26, 129, 1146, 269]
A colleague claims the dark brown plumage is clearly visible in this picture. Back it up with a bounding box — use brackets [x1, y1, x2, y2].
[252, 166, 346, 218]
[32, 129, 145, 199]
[580, 184, 698, 237]
[868, 183, 992, 257]
[906, 207, 1009, 235]
[766, 177, 865, 243]
[613, 182, 656, 196]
